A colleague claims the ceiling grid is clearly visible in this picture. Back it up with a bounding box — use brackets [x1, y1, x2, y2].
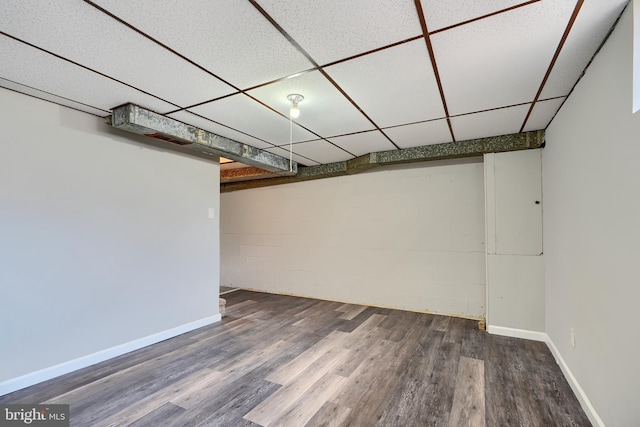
[0, 0, 629, 170]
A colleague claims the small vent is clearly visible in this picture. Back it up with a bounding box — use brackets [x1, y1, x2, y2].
[145, 133, 192, 146]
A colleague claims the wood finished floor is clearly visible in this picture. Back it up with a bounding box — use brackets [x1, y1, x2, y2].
[1, 290, 591, 426]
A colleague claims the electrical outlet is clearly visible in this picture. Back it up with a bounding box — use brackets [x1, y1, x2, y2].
[570, 328, 575, 348]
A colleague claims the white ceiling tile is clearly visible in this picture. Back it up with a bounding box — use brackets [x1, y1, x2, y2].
[383, 119, 452, 149]
[168, 110, 274, 150]
[0, 78, 110, 116]
[541, 0, 628, 99]
[248, 70, 374, 137]
[257, 0, 422, 64]
[324, 40, 445, 128]
[0, 0, 236, 108]
[523, 97, 566, 131]
[422, 0, 530, 32]
[92, 0, 313, 90]
[450, 104, 530, 141]
[328, 131, 396, 156]
[431, 0, 576, 115]
[264, 147, 320, 167]
[284, 140, 354, 164]
[0, 36, 175, 113]
[190, 94, 316, 146]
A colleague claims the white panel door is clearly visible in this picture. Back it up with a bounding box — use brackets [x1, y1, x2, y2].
[493, 149, 543, 255]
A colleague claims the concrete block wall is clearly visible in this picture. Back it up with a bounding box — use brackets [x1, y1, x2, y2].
[221, 158, 486, 318]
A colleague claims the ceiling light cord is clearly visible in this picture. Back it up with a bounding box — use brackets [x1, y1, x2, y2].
[286, 94, 303, 173]
[289, 110, 293, 173]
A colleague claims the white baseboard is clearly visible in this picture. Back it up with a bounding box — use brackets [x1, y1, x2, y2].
[487, 325, 547, 342]
[487, 325, 604, 426]
[544, 336, 605, 427]
[0, 314, 221, 397]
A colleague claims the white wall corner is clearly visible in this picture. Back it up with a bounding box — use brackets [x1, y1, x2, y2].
[545, 336, 605, 427]
[0, 315, 221, 397]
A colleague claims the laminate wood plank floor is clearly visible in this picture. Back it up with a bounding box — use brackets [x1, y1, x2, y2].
[1, 290, 591, 426]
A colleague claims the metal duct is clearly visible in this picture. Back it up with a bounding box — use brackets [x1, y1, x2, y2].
[221, 130, 545, 192]
[107, 104, 297, 175]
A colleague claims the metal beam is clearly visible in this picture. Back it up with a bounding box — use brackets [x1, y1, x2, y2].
[220, 130, 544, 192]
[108, 104, 297, 174]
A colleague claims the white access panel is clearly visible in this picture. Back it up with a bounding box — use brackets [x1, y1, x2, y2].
[490, 149, 543, 255]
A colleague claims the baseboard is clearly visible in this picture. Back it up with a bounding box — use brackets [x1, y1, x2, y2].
[487, 325, 604, 426]
[487, 325, 547, 342]
[0, 314, 221, 397]
[545, 336, 605, 427]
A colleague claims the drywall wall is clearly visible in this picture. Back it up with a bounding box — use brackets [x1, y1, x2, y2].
[544, 5, 640, 426]
[634, 0, 639, 113]
[0, 89, 220, 391]
[221, 158, 485, 318]
[485, 150, 544, 334]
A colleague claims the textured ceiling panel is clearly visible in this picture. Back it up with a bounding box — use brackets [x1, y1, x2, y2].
[190, 94, 316, 146]
[324, 40, 445, 128]
[264, 146, 320, 167]
[328, 131, 396, 156]
[431, 0, 576, 116]
[383, 119, 452, 149]
[168, 111, 274, 150]
[450, 104, 530, 141]
[523, 97, 566, 132]
[0, 79, 109, 116]
[540, 0, 628, 99]
[0, 35, 175, 113]
[285, 140, 355, 164]
[257, 0, 422, 64]
[92, 0, 313, 89]
[421, 0, 530, 32]
[248, 70, 374, 137]
[0, 0, 627, 171]
[0, 0, 235, 108]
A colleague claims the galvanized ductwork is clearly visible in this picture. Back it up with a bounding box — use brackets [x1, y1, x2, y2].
[107, 104, 297, 175]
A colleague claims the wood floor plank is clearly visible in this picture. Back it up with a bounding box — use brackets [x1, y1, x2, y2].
[448, 356, 485, 427]
[270, 373, 348, 427]
[305, 401, 352, 427]
[375, 332, 443, 426]
[126, 402, 185, 427]
[244, 347, 350, 426]
[266, 330, 349, 385]
[336, 304, 367, 320]
[164, 377, 279, 427]
[420, 341, 461, 426]
[97, 367, 224, 426]
[1, 290, 592, 427]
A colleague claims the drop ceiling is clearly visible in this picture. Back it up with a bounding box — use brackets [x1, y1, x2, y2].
[0, 0, 629, 172]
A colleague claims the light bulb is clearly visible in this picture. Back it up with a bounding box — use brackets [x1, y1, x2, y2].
[287, 94, 304, 119]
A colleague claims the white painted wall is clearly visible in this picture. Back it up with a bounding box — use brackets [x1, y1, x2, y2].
[544, 5, 640, 426]
[221, 158, 486, 318]
[0, 89, 220, 391]
[634, 0, 639, 112]
[485, 150, 545, 334]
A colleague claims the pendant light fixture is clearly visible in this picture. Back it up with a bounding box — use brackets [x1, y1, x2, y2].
[287, 94, 304, 118]
[286, 94, 304, 172]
